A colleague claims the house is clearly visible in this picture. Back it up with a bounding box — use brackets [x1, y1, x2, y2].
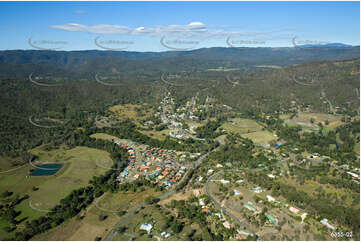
[265, 214, 278, 225]
[161, 232, 171, 238]
[244, 202, 257, 213]
[140, 166, 149, 172]
[199, 198, 205, 206]
[236, 179, 244, 183]
[220, 179, 230, 184]
[234, 189, 241, 196]
[320, 218, 335, 230]
[202, 207, 209, 213]
[222, 221, 231, 229]
[207, 169, 214, 175]
[193, 189, 201, 197]
[198, 176, 203, 182]
[266, 195, 275, 202]
[134, 174, 140, 179]
[216, 163, 223, 168]
[301, 213, 308, 223]
[140, 223, 153, 234]
[267, 174, 276, 179]
[289, 206, 300, 214]
[253, 186, 262, 193]
[346, 171, 359, 179]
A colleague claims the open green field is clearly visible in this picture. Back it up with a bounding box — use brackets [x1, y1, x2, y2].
[221, 118, 263, 134]
[221, 118, 276, 143]
[32, 187, 162, 241]
[0, 156, 25, 172]
[0, 146, 112, 222]
[90, 133, 139, 146]
[283, 112, 343, 131]
[90, 132, 124, 142]
[139, 129, 171, 141]
[242, 131, 277, 143]
[108, 104, 154, 126]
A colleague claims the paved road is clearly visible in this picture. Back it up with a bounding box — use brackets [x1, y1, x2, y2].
[104, 151, 211, 241]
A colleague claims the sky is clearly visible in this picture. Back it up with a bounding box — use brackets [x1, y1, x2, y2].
[0, 1, 359, 51]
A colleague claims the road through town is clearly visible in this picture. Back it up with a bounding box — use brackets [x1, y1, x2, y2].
[105, 150, 211, 241]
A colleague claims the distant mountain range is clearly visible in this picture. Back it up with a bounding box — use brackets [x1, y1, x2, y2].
[298, 43, 353, 48]
[0, 46, 359, 78]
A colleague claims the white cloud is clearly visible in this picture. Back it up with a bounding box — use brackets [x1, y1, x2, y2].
[74, 10, 86, 14]
[52, 22, 211, 37]
[52, 23, 131, 34]
[51, 22, 294, 41]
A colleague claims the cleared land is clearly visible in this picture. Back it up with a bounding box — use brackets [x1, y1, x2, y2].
[221, 118, 276, 143]
[139, 129, 172, 141]
[0, 156, 24, 172]
[32, 188, 162, 241]
[108, 104, 153, 124]
[283, 112, 343, 131]
[0, 146, 112, 222]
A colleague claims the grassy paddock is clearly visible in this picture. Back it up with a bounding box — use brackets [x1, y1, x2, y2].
[0, 146, 112, 222]
[32, 188, 162, 241]
[221, 118, 276, 143]
[284, 112, 343, 130]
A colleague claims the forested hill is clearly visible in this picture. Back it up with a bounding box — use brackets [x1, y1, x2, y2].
[0, 46, 359, 77]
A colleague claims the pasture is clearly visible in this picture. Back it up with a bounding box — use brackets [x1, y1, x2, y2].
[0, 146, 112, 222]
[108, 104, 153, 125]
[32, 188, 161, 241]
[283, 112, 343, 131]
[139, 129, 171, 141]
[220, 118, 276, 143]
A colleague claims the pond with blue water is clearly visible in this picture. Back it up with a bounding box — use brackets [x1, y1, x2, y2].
[30, 163, 64, 176]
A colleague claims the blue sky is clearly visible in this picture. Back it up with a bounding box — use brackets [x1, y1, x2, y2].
[0, 1, 359, 51]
